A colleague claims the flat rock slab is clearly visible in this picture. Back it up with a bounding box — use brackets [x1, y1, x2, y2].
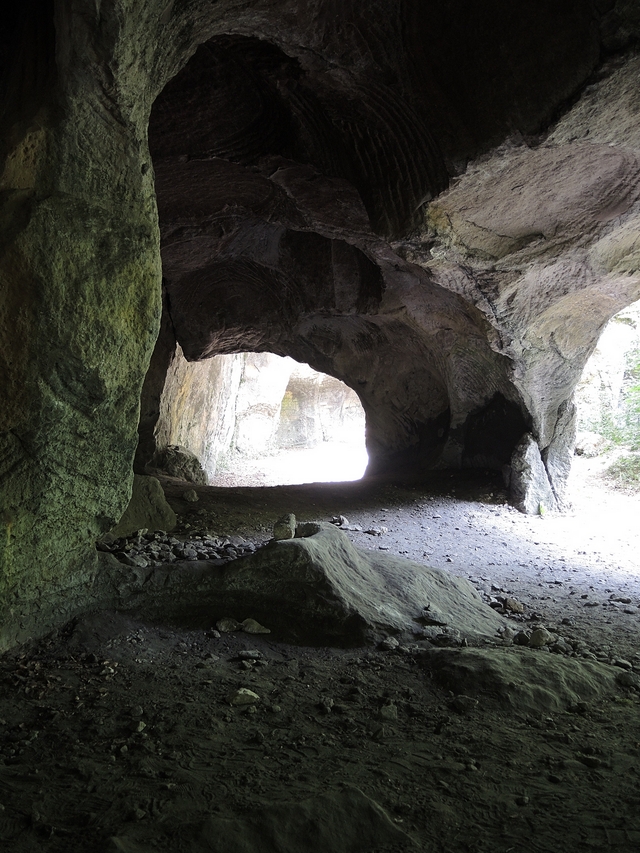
[108, 787, 417, 853]
[118, 523, 505, 645]
[421, 647, 619, 715]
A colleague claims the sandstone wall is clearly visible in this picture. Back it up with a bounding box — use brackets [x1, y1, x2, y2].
[2, 0, 640, 645]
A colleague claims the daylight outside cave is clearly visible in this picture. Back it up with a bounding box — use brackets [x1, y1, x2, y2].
[156, 349, 368, 487]
[574, 298, 640, 492]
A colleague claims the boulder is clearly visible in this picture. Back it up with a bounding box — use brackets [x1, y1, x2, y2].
[273, 513, 296, 540]
[422, 647, 618, 715]
[150, 444, 208, 485]
[509, 434, 558, 515]
[110, 475, 177, 538]
[116, 523, 505, 645]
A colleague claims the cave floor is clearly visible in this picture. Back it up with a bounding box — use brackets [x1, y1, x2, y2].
[1, 462, 640, 852]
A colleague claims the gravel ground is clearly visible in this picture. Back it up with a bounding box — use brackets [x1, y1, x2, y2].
[1, 456, 639, 852]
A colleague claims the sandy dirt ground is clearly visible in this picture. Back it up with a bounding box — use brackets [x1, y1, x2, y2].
[1, 455, 639, 852]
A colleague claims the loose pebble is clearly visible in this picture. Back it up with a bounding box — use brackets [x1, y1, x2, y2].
[379, 702, 398, 721]
[241, 618, 271, 635]
[230, 688, 261, 706]
[217, 617, 241, 633]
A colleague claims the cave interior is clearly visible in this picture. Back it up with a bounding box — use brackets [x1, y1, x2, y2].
[1, 2, 640, 851]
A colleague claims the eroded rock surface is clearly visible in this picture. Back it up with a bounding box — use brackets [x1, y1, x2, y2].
[423, 647, 617, 715]
[104, 522, 505, 646]
[144, 9, 640, 507]
[2, 1, 640, 645]
[110, 475, 177, 539]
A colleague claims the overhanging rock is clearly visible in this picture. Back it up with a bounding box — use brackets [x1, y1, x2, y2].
[109, 523, 505, 645]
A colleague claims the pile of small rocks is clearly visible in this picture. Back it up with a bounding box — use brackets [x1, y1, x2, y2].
[97, 530, 258, 569]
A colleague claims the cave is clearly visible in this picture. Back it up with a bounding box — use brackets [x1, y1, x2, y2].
[1, 2, 640, 851]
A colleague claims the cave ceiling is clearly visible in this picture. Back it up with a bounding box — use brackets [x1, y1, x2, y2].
[146, 1, 640, 491]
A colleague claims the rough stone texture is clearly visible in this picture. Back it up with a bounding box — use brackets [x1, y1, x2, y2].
[144, 340, 244, 481]
[509, 434, 558, 515]
[110, 475, 177, 539]
[150, 445, 208, 486]
[273, 513, 296, 540]
[109, 787, 416, 853]
[542, 400, 577, 512]
[423, 647, 617, 715]
[2, 1, 640, 641]
[111, 523, 506, 645]
[0, 2, 165, 647]
[276, 361, 365, 448]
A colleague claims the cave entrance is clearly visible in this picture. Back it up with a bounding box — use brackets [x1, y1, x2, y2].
[177, 352, 368, 487]
[572, 299, 640, 495]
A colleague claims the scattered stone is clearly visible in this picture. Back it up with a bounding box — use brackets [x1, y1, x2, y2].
[616, 671, 640, 689]
[379, 702, 398, 721]
[182, 489, 199, 503]
[273, 513, 296, 540]
[216, 617, 241, 633]
[514, 631, 531, 646]
[449, 695, 478, 714]
[551, 638, 573, 655]
[230, 688, 261, 706]
[504, 598, 524, 614]
[365, 526, 388, 536]
[238, 650, 263, 661]
[116, 523, 505, 646]
[379, 636, 399, 651]
[110, 474, 177, 538]
[574, 431, 610, 458]
[241, 618, 271, 634]
[150, 444, 208, 485]
[529, 627, 553, 648]
[578, 755, 603, 770]
[423, 648, 618, 716]
[420, 606, 448, 626]
[613, 658, 633, 670]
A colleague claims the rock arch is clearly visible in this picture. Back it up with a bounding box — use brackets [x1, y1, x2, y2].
[1, 0, 639, 646]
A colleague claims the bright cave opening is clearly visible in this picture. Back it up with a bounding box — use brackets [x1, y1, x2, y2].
[168, 352, 368, 487]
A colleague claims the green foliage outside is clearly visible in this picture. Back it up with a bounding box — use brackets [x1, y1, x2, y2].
[602, 453, 640, 490]
[596, 342, 640, 492]
[595, 344, 640, 450]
